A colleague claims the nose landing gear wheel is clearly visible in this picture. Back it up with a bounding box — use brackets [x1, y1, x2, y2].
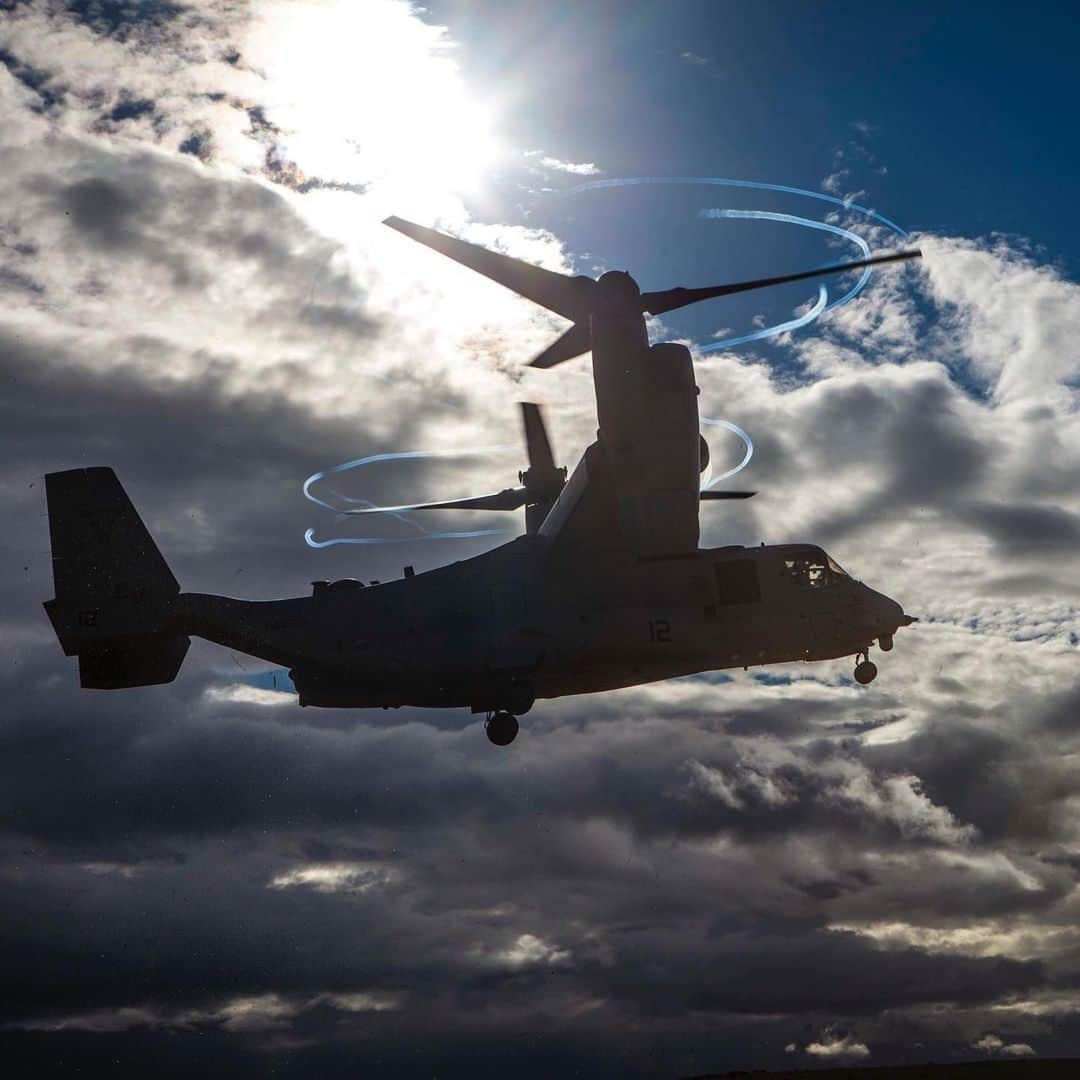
[485, 710, 519, 746]
[854, 657, 878, 685]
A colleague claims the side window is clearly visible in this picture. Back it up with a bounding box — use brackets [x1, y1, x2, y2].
[714, 559, 761, 605]
[785, 557, 829, 589]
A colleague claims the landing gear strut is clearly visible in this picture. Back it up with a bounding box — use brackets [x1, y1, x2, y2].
[854, 651, 878, 685]
[485, 709, 519, 746]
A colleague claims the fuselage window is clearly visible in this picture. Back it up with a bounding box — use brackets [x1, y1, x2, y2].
[714, 559, 761, 605]
[785, 557, 830, 589]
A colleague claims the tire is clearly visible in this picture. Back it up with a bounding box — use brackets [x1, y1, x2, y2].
[854, 660, 878, 685]
[486, 711, 519, 746]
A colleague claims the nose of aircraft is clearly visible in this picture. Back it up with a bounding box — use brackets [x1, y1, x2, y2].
[860, 584, 913, 648]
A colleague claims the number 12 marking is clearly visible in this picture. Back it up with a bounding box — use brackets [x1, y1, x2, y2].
[648, 618, 672, 643]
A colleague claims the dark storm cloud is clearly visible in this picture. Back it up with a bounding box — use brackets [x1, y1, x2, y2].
[60, 175, 148, 249]
[0, 703, 1052, 1024]
[959, 500, 1080, 555]
[795, 365, 994, 544]
[864, 681, 1080, 851]
[0, 323, 446, 608]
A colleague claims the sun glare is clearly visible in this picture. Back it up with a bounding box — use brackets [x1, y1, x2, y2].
[246, 0, 500, 207]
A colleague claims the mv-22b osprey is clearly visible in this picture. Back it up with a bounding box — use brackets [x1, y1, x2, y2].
[44, 217, 920, 746]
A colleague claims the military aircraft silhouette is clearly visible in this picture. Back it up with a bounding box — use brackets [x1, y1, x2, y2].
[43, 216, 920, 745]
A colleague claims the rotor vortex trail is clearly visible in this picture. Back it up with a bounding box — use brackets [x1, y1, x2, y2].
[700, 417, 754, 487]
[567, 176, 909, 237]
[303, 446, 513, 549]
[561, 177, 909, 353]
[697, 209, 871, 351]
[303, 526, 506, 548]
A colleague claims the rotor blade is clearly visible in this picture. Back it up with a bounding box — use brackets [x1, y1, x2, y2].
[520, 403, 556, 473]
[700, 490, 757, 500]
[384, 216, 593, 322]
[528, 321, 591, 369]
[341, 488, 529, 515]
[641, 249, 923, 316]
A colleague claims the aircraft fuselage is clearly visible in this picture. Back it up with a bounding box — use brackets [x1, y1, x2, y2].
[173, 537, 905, 712]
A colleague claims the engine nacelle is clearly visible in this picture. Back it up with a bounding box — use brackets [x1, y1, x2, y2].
[607, 341, 702, 555]
[641, 342, 700, 489]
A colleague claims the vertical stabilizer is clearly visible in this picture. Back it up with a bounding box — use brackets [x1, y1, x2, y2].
[43, 467, 189, 689]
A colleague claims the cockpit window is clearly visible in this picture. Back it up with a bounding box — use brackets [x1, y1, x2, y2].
[785, 555, 830, 589]
[827, 556, 848, 578]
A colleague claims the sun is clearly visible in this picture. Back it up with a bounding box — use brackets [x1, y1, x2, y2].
[246, 0, 501, 204]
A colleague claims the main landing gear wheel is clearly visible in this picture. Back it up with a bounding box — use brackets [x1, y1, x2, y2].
[485, 710, 519, 746]
[854, 653, 878, 685]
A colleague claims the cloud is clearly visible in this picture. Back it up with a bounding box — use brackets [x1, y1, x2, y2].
[7, 990, 400, 1035]
[537, 155, 601, 176]
[268, 861, 396, 894]
[805, 1031, 871, 1059]
[489, 933, 572, 969]
[972, 1032, 1036, 1056]
[204, 683, 296, 707]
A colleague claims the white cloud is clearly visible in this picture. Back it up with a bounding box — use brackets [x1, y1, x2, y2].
[79, 861, 140, 878]
[822, 170, 849, 195]
[10, 1006, 161, 1033]
[805, 1031, 871, 1059]
[316, 991, 400, 1013]
[490, 933, 571, 968]
[828, 918, 1078, 963]
[213, 993, 295, 1033]
[5, 990, 400, 1035]
[973, 1032, 1036, 1056]
[688, 741, 975, 845]
[536, 155, 601, 176]
[919, 234, 1080, 406]
[205, 683, 296, 707]
[269, 861, 396, 894]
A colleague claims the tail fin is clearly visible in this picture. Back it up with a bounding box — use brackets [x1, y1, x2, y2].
[43, 467, 189, 689]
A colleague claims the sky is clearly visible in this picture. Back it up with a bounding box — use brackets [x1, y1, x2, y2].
[1, 0, 1078, 1075]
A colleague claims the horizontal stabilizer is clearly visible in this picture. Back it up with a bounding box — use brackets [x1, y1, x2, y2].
[78, 636, 190, 690]
[700, 490, 756, 500]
